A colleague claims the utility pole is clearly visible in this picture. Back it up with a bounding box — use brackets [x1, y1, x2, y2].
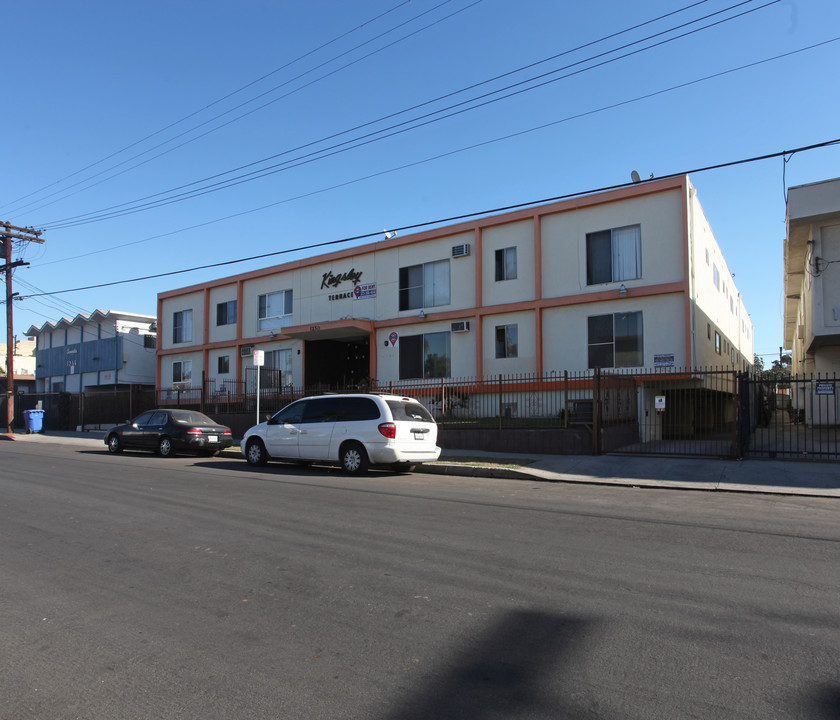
[2, 222, 43, 433]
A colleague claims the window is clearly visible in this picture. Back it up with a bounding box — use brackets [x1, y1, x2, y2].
[258, 290, 293, 331]
[713, 264, 720, 290]
[218, 355, 230, 374]
[586, 225, 641, 285]
[216, 300, 237, 326]
[261, 348, 293, 388]
[173, 360, 192, 384]
[707, 323, 711, 340]
[399, 331, 451, 379]
[144, 335, 157, 349]
[172, 309, 193, 344]
[399, 260, 450, 311]
[495, 247, 517, 281]
[495, 324, 518, 359]
[587, 312, 643, 368]
[715, 332, 721, 354]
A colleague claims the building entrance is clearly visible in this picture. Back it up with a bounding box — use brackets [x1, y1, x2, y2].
[304, 337, 370, 391]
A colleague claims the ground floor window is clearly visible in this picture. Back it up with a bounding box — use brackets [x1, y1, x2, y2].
[495, 324, 518, 358]
[217, 355, 230, 374]
[588, 312, 643, 368]
[261, 348, 293, 388]
[173, 360, 192, 384]
[399, 332, 451, 379]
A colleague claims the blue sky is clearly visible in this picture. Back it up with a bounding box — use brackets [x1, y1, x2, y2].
[3, 0, 839, 362]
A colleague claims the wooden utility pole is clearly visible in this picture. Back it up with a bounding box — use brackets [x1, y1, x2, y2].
[2, 222, 44, 433]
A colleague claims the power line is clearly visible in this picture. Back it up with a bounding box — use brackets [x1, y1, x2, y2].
[37, 35, 840, 268]
[23, 136, 840, 299]
[0, 0, 414, 213]
[4, 0, 471, 217]
[35, 0, 770, 229]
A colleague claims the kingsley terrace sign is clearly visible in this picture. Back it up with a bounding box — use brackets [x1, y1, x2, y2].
[321, 268, 363, 290]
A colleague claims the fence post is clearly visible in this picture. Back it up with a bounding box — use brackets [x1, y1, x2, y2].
[592, 367, 601, 455]
[441, 377, 446, 418]
[498, 374, 503, 431]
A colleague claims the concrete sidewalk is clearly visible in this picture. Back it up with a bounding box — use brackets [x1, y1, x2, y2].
[3, 429, 839, 498]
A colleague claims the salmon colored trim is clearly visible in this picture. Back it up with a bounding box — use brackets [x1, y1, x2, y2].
[534, 213, 543, 375]
[681, 178, 693, 366]
[157, 176, 688, 301]
[474, 227, 483, 377]
[155, 296, 163, 387]
[203, 289, 211, 382]
[236, 281, 244, 383]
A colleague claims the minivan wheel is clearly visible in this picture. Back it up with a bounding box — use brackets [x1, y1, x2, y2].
[246, 438, 268, 466]
[158, 436, 175, 457]
[107, 434, 123, 454]
[340, 442, 369, 475]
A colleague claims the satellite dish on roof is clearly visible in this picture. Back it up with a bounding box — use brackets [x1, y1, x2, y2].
[631, 170, 641, 183]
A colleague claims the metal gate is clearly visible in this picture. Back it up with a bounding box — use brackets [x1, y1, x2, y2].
[741, 373, 840, 460]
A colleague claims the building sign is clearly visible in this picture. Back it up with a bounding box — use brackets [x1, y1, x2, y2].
[321, 268, 363, 290]
[655, 396, 666, 410]
[654, 353, 675, 368]
[816, 382, 835, 395]
[353, 283, 376, 299]
[388, 331, 399, 348]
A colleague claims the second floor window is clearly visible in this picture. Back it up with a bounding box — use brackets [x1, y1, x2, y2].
[172, 310, 193, 344]
[586, 224, 641, 285]
[399, 259, 450, 311]
[495, 247, 517, 281]
[216, 300, 237, 326]
[258, 290, 293, 331]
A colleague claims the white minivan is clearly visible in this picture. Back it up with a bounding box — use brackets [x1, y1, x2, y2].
[240, 393, 441, 474]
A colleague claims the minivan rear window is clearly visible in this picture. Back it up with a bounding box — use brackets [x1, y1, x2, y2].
[387, 400, 434, 423]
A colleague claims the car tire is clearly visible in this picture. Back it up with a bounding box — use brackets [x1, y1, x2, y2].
[245, 438, 268, 466]
[107, 434, 123, 454]
[340, 441, 369, 475]
[391, 462, 415, 473]
[158, 436, 175, 458]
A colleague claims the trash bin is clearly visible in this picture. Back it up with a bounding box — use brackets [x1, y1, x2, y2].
[24, 409, 44, 434]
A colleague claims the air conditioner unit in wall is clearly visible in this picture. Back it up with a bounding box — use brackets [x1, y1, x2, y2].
[451, 321, 470, 333]
[240, 345, 253, 357]
[451, 243, 470, 258]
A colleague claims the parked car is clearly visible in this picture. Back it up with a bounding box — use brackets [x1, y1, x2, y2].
[241, 393, 441, 474]
[105, 409, 233, 457]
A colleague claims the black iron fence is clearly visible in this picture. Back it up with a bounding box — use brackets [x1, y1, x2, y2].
[8, 369, 837, 461]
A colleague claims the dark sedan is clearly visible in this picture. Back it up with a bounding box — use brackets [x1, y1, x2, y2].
[105, 409, 233, 457]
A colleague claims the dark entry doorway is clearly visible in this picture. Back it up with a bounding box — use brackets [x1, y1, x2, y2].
[305, 337, 370, 391]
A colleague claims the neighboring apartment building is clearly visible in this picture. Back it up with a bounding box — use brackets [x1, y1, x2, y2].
[0, 338, 36, 377]
[25, 310, 157, 392]
[157, 175, 752, 398]
[784, 176, 840, 423]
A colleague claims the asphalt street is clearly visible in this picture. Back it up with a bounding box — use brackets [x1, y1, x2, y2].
[1, 441, 839, 719]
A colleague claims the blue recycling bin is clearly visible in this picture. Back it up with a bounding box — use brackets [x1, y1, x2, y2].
[24, 409, 44, 433]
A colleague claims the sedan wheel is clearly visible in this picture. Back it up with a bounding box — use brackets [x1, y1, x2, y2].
[340, 442, 369, 475]
[107, 434, 123, 454]
[158, 436, 175, 457]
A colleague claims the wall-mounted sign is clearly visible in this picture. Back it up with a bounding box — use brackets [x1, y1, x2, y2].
[654, 353, 675, 368]
[388, 331, 399, 348]
[321, 268, 363, 290]
[353, 283, 376, 299]
[655, 395, 666, 410]
[816, 382, 835, 395]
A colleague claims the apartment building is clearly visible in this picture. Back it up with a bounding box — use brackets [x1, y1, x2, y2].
[25, 310, 157, 392]
[157, 175, 751, 398]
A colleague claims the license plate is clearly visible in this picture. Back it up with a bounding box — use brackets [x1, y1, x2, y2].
[413, 432, 424, 440]
[208, 435, 219, 443]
